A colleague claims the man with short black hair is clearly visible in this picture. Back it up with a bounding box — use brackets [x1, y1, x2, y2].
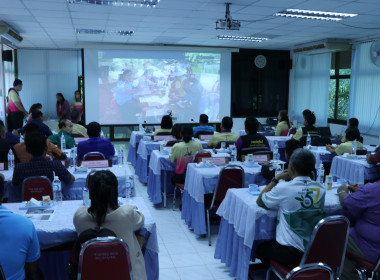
[207, 116, 238, 148]
[70, 109, 88, 137]
[48, 119, 75, 149]
[193, 114, 214, 136]
[77, 121, 115, 160]
[0, 176, 42, 280]
[256, 149, 325, 269]
[30, 110, 52, 137]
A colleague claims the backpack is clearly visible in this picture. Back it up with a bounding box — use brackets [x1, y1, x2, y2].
[68, 227, 117, 280]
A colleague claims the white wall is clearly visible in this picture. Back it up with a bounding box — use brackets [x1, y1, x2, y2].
[17, 49, 82, 118]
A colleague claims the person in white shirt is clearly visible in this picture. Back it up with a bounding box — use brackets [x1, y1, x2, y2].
[256, 148, 325, 269]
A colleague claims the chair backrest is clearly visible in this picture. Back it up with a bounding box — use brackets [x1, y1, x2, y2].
[239, 146, 270, 161]
[194, 130, 213, 139]
[317, 127, 332, 138]
[165, 140, 180, 147]
[194, 151, 212, 163]
[83, 152, 106, 161]
[155, 131, 171, 136]
[152, 135, 174, 141]
[301, 215, 350, 277]
[0, 263, 5, 280]
[281, 129, 289, 136]
[215, 141, 236, 149]
[285, 263, 334, 280]
[287, 127, 297, 136]
[311, 136, 331, 146]
[210, 165, 244, 211]
[22, 176, 53, 201]
[175, 155, 194, 175]
[78, 237, 133, 280]
[356, 147, 367, 155]
[300, 134, 321, 146]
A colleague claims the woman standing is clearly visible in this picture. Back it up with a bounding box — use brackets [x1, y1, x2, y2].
[56, 93, 71, 120]
[70, 90, 83, 116]
[7, 79, 28, 131]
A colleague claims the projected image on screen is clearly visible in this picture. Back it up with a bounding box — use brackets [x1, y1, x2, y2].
[97, 51, 220, 124]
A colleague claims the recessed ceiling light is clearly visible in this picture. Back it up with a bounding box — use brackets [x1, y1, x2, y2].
[76, 28, 134, 36]
[217, 35, 268, 42]
[67, 0, 159, 8]
[274, 9, 357, 21]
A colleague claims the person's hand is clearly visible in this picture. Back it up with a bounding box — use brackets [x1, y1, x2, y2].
[275, 169, 291, 181]
[366, 153, 372, 164]
[337, 184, 348, 194]
[12, 129, 20, 137]
[348, 184, 360, 193]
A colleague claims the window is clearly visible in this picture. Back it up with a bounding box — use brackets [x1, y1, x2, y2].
[328, 51, 351, 124]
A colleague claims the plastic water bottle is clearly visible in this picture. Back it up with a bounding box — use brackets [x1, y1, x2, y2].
[52, 173, 62, 205]
[318, 163, 325, 185]
[352, 140, 357, 155]
[7, 149, 14, 170]
[100, 130, 105, 138]
[70, 149, 76, 167]
[306, 133, 311, 146]
[118, 146, 124, 167]
[83, 187, 90, 207]
[230, 145, 237, 162]
[273, 141, 279, 161]
[126, 175, 134, 200]
[275, 164, 283, 177]
[60, 133, 66, 150]
[20, 134, 24, 143]
[139, 122, 144, 132]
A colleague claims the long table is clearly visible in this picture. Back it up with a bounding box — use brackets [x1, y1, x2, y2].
[181, 162, 268, 235]
[3, 165, 132, 202]
[214, 188, 343, 280]
[4, 197, 159, 280]
[127, 131, 152, 167]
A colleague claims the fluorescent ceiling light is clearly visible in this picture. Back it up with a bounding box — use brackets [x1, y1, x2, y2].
[217, 35, 268, 42]
[67, 0, 159, 8]
[274, 9, 357, 21]
[76, 29, 133, 35]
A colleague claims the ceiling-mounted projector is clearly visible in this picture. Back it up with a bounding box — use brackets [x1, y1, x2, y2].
[0, 22, 23, 44]
[216, 3, 241, 31]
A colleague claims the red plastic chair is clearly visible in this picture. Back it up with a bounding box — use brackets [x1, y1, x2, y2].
[346, 253, 380, 280]
[287, 127, 297, 136]
[267, 215, 350, 280]
[285, 263, 334, 280]
[22, 176, 53, 201]
[280, 129, 289, 136]
[194, 150, 212, 163]
[207, 165, 244, 246]
[77, 237, 133, 280]
[172, 155, 194, 210]
[83, 152, 106, 161]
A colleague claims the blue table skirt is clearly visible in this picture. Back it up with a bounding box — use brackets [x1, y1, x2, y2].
[181, 190, 207, 235]
[147, 169, 175, 204]
[136, 156, 149, 184]
[127, 144, 137, 167]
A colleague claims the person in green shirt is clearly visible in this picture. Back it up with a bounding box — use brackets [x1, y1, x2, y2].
[48, 119, 76, 149]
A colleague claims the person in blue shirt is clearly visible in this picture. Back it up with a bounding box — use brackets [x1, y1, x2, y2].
[77, 121, 115, 160]
[192, 114, 214, 137]
[0, 176, 42, 280]
[30, 110, 52, 137]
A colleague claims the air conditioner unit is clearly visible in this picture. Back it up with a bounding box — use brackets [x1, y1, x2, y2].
[0, 23, 23, 44]
[293, 40, 351, 55]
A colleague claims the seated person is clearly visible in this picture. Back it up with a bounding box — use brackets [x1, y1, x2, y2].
[256, 148, 325, 269]
[14, 123, 66, 163]
[73, 170, 147, 280]
[166, 123, 182, 147]
[153, 115, 173, 136]
[77, 121, 115, 160]
[193, 114, 214, 136]
[70, 109, 88, 137]
[261, 139, 303, 180]
[30, 110, 52, 137]
[207, 116, 238, 148]
[48, 119, 76, 149]
[0, 120, 20, 145]
[275, 110, 291, 136]
[235, 116, 269, 154]
[341, 118, 360, 143]
[326, 127, 363, 155]
[0, 177, 42, 280]
[337, 182, 380, 280]
[0, 123, 13, 162]
[367, 146, 380, 164]
[12, 131, 74, 190]
[293, 110, 319, 145]
[169, 125, 203, 184]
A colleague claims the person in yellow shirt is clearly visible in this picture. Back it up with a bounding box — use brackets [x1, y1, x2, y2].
[275, 110, 291, 136]
[207, 117, 238, 148]
[154, 115, 173, 136]
[326, 127, 363, 155]
[70, 109, 88, 137]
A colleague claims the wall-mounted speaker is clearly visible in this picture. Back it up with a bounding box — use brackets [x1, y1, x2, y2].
[2, 50, 13, 62]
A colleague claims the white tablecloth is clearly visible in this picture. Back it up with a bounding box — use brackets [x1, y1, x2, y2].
[266, 136, 291, 150]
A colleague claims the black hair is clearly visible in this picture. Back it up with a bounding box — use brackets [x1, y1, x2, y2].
[181, 125, 194, 143]
[222, 116, 233, 130]
[87, 122, 101, 138]
[25, 131, 47, 156]
[32, 110, 43, 120]
[74, 90, 81, 101]
[161, 115, 173, 129]
[345, 127, 361, 142]
[13, 79, 22, 87]
[56, 92, 65, 105]
[171, 123, 182, 140]
[289, 148, 316, 176]
[23, 122, 41, 135]
[304, 112, 316, 126]
[88, 170, 119, 226]
[349, 118, 359, 128]
[199, 114, 209, 124]
[71, 109, 81, 122]
[285, 139, 303, 159]
[0, 120, 4, 127]
[245, 117, 259, 134]
[302, 109, 311, 117]
[29, 103, 42, 114]
[0, 176, 4, 204]
[279, 110, 291, 128]
[58, 119, 68, 130]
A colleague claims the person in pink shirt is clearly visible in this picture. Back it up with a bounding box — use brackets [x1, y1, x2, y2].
[7, 79, 28, 131]
[56, 92, 71, 120]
